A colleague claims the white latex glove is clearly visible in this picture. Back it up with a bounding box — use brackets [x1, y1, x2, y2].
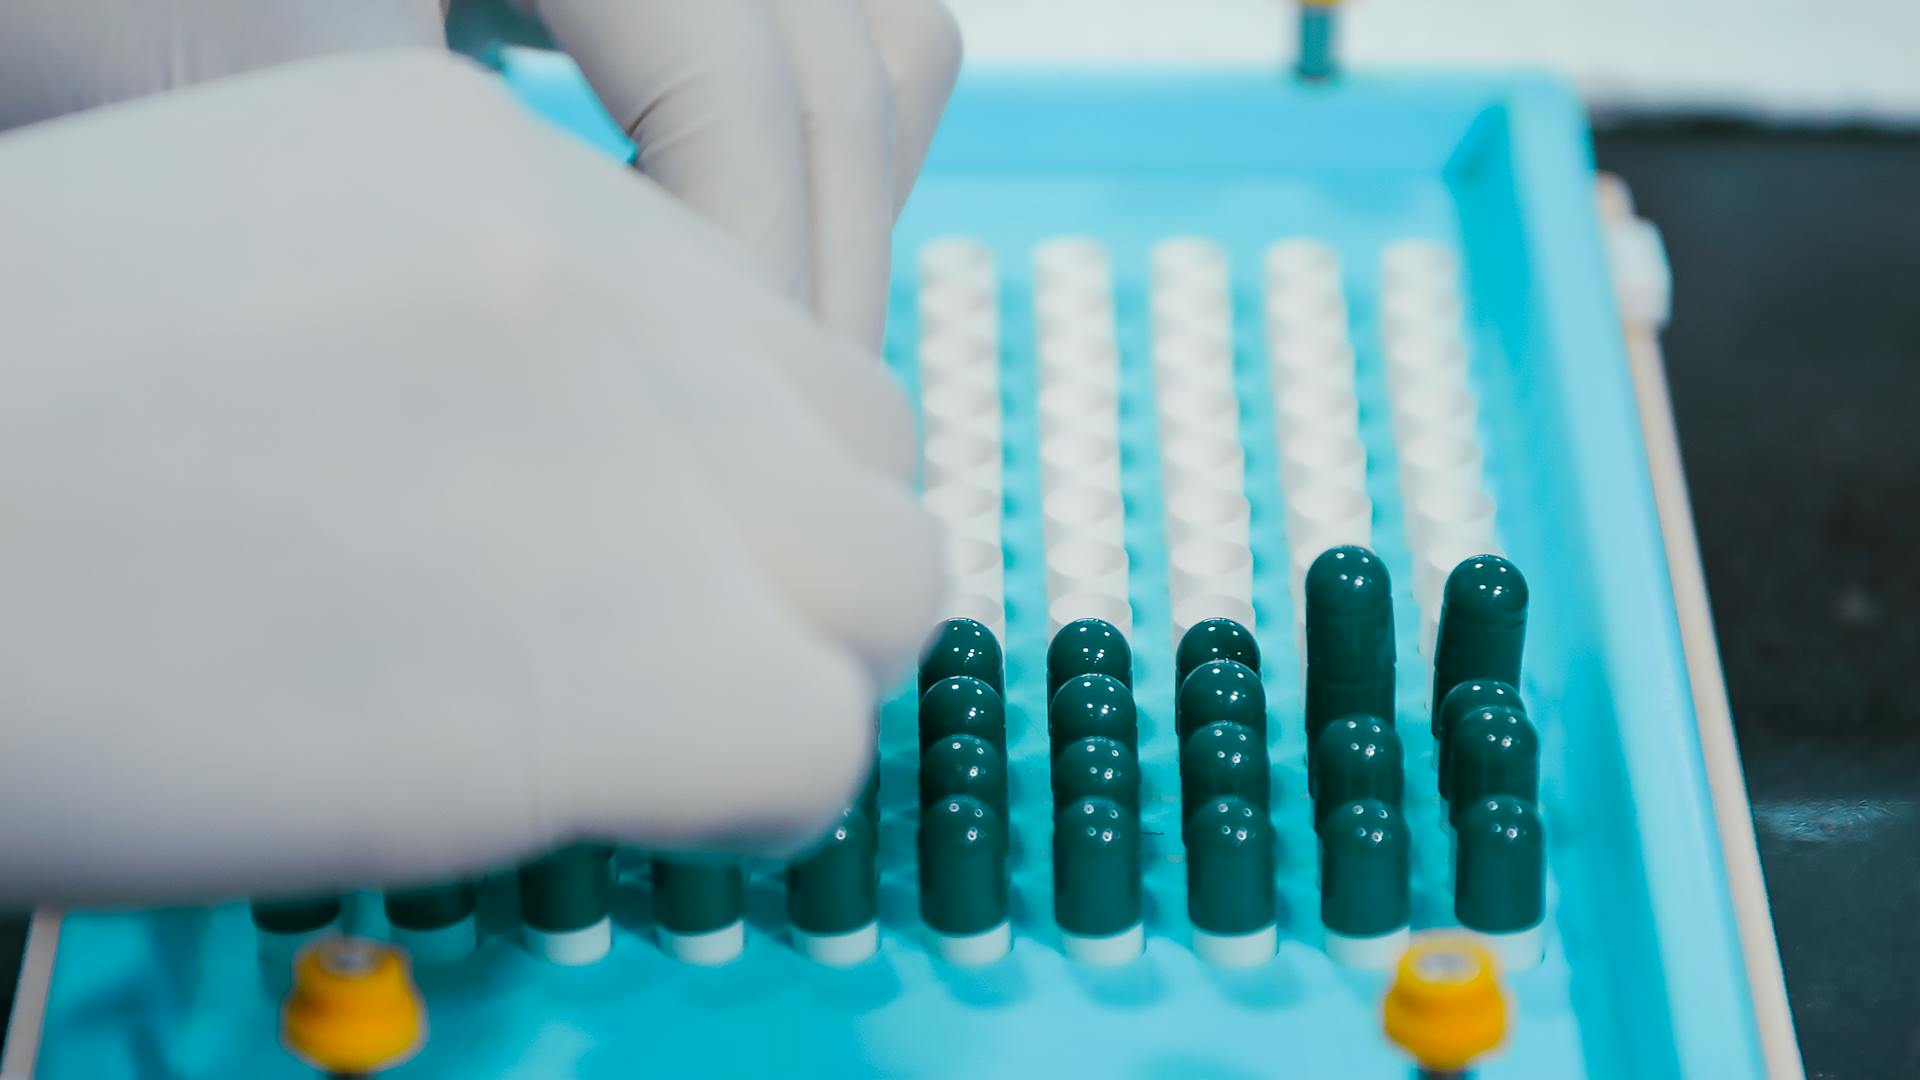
[525, 0, 965, 347]
[0, 0, 965, 351]
[0, 51, 942, 906]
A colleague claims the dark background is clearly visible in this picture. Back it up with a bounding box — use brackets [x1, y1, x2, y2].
[5, 126, 1918, 1078]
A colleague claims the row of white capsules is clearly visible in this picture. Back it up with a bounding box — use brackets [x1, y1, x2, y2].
[1033, 238, 1133, 639]
[1378, 240, 1496, 658]
[1152, 237, 1256, 645]
[918, 238, 1007, 645]
[1264, 238, 1371, 654]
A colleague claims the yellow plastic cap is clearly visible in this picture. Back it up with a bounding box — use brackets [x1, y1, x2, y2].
[281, 937, 426, 1074]
[1382, 933, 1509, 1071]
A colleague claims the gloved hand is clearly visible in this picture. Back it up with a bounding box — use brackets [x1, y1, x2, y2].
[0, 51, 942, 905]
[0, 0, 965, 351]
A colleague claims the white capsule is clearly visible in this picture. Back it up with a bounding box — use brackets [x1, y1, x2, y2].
[922, 482, 1001, 543]
[918, 236, 996, 285]
[1041, 431, 1122, 495]
[1039, 377, 1119, 433]
[1048, 590, 1135, 639]
[1407, 484, 1497, 558]
[1268, 331, 1356, 390]
[1171, 593, 1258, 646]
[1168, 537, 1255, 606]
[1279, 429, 1368, 495]
[1285, 484, 1372, 552]
[1043, 486, 1128, 550]
[1397, 431, 1486, 501]
[1038, 333, 1121, 389]
[1391, 373, 1479, 444]
[921, 381, 1002, 440]
[923, 429, 1001, 495]
[1164, 487, 1253, 549]
[1275, 379, 1360, 440]
[1046, 538, 1130, 601]
[1381, 240, 1460, 296]
[1386, 334, 1471, 395]
[1156, 380, 1241, 437]
[1160, 433, 1246, 495]
[1263, 238, 1341, 287]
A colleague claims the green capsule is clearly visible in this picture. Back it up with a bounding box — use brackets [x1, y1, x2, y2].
[919, 617, 1005, 697]
[1179, 721, 1270, 832]
[1430, 555, 1528, 733]
[1175, 617, 1261, 686]
[1176, 659, 1267, 744]
[383, 879, 477, 934]
[1046, 618, 1133, 699]
[1309, 714, 1404, 815]
[787, 810, 878, 937]
[518, 843, 611, 933]
[1318, 799, 1411, 938]
[921, 734, 1009, 822]
[1304, 546, 1396, 743]
[1048, 673, 1138, 756]
[250, 893, 341, 936]
[1445, 705, 1539, 828]
[1054, 797, 1141, 938]
[919, 675, 1006, 752]
[1184, 797, 1276, 936]
[919, 796, 1009, 936]
[1435, 680, 1525, 799]
[857, 754, 881, 827]
[1051, 736, 1141, 814]
[1304, 546, 1395, 678]
[1455, 796, 1546, 933]
[652, 858, 746, 936]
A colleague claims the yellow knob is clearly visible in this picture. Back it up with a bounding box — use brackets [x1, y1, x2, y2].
[1382, 934, 1508, 1072]
[281, 937, 425, 1075]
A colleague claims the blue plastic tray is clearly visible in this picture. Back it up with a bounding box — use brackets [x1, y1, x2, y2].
[26, 59, 1765, 1079]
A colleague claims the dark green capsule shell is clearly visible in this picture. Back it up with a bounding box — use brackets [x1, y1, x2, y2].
[920, 734, 1009, 821]
[652, 858, 746, 935]
[1184, 797, 1277, 935]
[250, 894, 341, 935]
[919, 675, 1007, 752]
[1048, 673, 1138, 756]
[1176, 659, 1268, 744]
[1318, 799, 1411, 937]
[1430, 555, 1528, 730]
[1046, 618, 1134, 699]
[1309, 714, 1404, 813]
[1304, 546, 1395, 681]
[1455, 796, 1546, 933]
[1304, 669, 1396, 747]
[1054, 797, 1143, 937]
[787, 810, 878, 935]
[919, 796, 1010, 935]
[383, 879, 477, 932]
[1176, 617, 1261, 686]
[519, 843, 612, 933]
[1179, 721, 1271, 828]
[1435, 680, 1525, 797]
[919, 617, 1005, 697]
[1052, 736, 1142, 813]
[1445, 705, 1540, 827]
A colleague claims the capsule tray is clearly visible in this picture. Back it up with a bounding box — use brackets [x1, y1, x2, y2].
[26, 63, 1765, 1080]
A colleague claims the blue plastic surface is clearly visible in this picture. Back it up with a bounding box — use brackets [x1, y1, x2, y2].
[32, 61, 1765, 1079]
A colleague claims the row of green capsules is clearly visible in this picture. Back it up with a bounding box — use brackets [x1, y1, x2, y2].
[252, 759, 884, 973]
[1300, 544, 1545, 971]
[1428, 552, 1544, 971]
[915, 616, 1013, 964]
[920, 612, 1152, 966]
